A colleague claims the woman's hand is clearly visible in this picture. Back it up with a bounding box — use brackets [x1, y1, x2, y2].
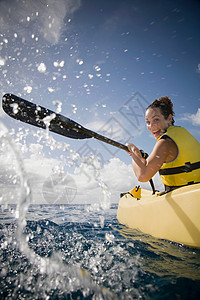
[126, 138, 175, 182]
[126, 142, 148, 181]
[126, 143, 143, 159]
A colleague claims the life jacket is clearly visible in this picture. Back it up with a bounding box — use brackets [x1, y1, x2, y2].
[158, 126, 200, 188]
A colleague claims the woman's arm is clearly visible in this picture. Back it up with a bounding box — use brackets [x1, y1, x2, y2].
[126, 138, 177, 182]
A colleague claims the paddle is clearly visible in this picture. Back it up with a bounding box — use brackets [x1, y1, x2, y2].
[2, 94, 129, 151]
[2, 93, 157, 193]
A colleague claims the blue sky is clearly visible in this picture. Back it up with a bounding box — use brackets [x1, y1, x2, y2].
[0, 0, 200, 203]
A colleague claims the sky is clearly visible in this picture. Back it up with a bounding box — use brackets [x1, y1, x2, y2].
[0, 0, 200, 204]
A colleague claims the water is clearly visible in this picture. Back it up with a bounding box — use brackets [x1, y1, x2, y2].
[0, 121, 200, 299]
[1, 204, 200, 299]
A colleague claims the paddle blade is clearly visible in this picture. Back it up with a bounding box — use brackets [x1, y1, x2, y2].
[2, 94, 92, 140]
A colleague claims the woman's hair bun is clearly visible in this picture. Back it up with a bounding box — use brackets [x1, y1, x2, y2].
[158, 96, 174, 116]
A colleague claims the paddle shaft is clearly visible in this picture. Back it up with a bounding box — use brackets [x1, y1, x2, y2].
[67, 124, 129, 151]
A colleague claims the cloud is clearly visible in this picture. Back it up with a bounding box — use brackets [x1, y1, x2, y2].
[0, 0, 81, 45]
[22, 154, 162, 204]
[73, 157, 136, 192]
[1, 148, 163, 205]
[0, 128, 163, 205]
[85, 120, 106, 131]
[180, 108, 200, 126]
[196, 64, 200, 74]
[86, 116, 134, 142]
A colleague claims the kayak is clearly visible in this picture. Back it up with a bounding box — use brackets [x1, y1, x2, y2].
[117, 183, 200, 248]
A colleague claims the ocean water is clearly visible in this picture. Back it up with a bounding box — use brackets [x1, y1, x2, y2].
[0, 204, 200, 300]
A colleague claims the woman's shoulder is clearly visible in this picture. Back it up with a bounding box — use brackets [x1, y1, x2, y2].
[154, 135, 178, 162]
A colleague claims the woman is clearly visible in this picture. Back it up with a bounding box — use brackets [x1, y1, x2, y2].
[126, 96, 200, 191]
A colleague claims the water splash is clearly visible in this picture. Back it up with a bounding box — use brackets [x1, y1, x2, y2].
[0, 120, 115, 298]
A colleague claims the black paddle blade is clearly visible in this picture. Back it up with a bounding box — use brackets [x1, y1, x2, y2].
[2, 94, 91, 139]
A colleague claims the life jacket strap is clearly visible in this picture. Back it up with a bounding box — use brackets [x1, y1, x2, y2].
[159, 161, 200, 176]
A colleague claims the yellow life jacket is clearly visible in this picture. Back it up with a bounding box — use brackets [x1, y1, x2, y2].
[158, 126, 200, 187]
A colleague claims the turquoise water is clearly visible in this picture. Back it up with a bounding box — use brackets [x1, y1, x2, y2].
[0, 204, 200, 299]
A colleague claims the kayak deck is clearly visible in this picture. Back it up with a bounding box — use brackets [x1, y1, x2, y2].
[117, 183, 200, 248]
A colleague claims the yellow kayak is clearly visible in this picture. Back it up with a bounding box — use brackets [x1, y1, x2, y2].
[117, 183, 200, 248]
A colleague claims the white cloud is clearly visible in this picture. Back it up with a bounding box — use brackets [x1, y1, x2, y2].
[86, 117, 131, 141]
[181, 108, 200, 126]
[24, 152, 63, 179]
[21, 154, 162, 204]
[101, 157, 134, 190]
[0, 128, 163, 205]
[86, 119, 107, 131]
[196, 64, 200, 74]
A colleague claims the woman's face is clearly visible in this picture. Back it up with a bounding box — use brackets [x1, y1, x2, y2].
[145, 107, 173, 139]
